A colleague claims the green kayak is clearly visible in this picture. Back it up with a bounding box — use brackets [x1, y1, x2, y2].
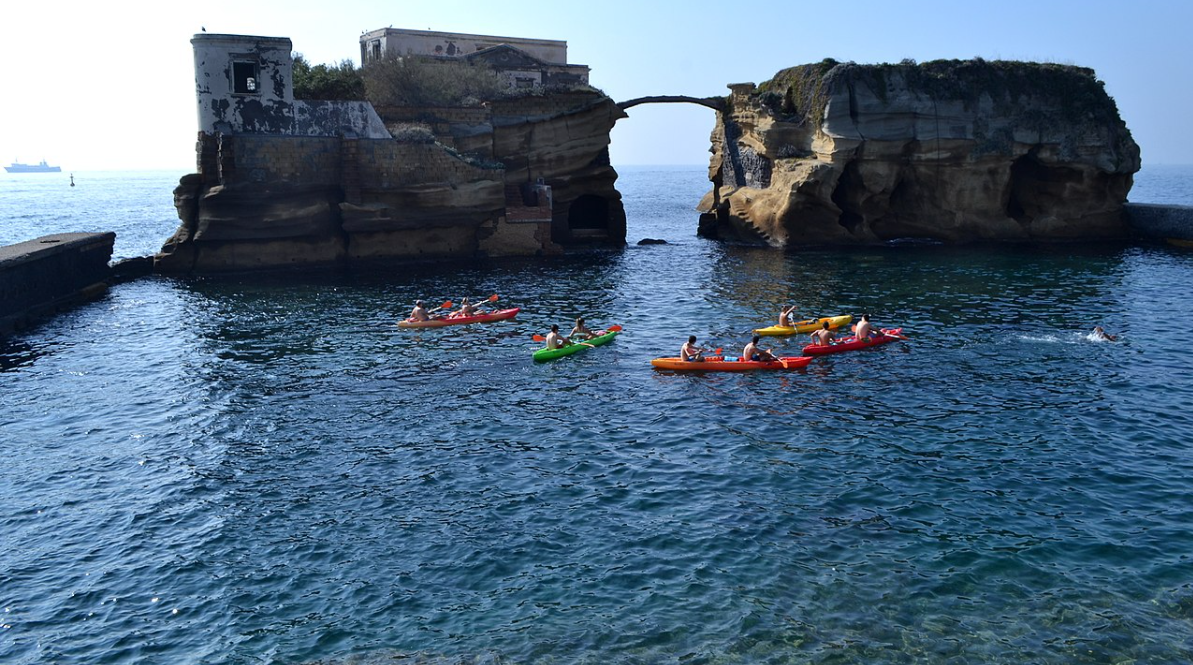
[533, 329, 620, 362]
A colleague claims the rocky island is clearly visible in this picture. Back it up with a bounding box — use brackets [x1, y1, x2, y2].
[153, 33, 1148, 274]
[698, 59, 1141, 246]
[156, 31, 626, 274]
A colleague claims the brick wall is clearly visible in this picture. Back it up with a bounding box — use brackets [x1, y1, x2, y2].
[353, 141, 504, 189]
[224, 136, 343, 187]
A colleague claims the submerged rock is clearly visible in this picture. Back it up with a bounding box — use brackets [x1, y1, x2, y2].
[700, 59, 1140, 246]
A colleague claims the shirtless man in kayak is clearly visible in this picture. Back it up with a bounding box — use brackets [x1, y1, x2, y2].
[743, 335, 778, 362]
[571, 317, 598, 340]
[545, 324, 572, 350]
[680, 335, 706, 362]
[810, 321, 836, 346]
[854, 314, 874, 342]
[778, 305, 798, 328]
[409, 300, 431, 322]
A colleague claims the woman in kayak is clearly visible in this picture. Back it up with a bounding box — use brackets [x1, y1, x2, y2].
[545, 324, 573, 350]
[743, 335, 778, 362]
[810, 321, 835, 346]
[681, 335, 706, 362]
[570, 317, 598, 340]
[778, 305, 798, 327]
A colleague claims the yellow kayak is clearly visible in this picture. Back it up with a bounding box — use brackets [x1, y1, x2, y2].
[754, 314, 853, 336]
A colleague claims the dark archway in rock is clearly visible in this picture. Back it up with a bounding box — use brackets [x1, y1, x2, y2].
[561, 194, 613, 243]
[1007, 151, 1083, 225]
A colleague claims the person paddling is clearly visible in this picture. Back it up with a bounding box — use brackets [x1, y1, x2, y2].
[778, 305, 798, 328]
[743, 335, 778, 362]
[545, 324, 572, 350]
[810, 320, 835, 346]
[571, 317, 598, 340]
[410, 300, 431, 322]
[854, 313, 875, 342]
[1092, 326, 1117, 341]
[681, 335, 706, 362]
[456, 297, 477, 317]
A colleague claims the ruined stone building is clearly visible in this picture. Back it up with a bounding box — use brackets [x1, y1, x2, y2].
[359, 27, 590, 90]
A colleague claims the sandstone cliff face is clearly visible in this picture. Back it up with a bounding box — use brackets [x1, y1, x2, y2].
[699, 60, 1141, 246]
[157, 92, 625, 273]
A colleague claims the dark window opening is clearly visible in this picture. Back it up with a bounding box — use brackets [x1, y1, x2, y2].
[370, 40, 381, 61]
[568, 195, 609, 230]
[233, 61, 259, 94]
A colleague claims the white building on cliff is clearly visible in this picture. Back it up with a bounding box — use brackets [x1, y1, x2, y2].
[359, 27, 590, 90]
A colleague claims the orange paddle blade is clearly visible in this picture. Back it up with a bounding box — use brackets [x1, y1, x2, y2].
[440, 301, 452, 309]
[487, 294, 499, 302]
[714, 348, 723, 354]
[607, 325, 623, 332]
[532, 334, 546, 342]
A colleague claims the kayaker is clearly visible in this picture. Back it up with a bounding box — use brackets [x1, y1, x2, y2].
[778, 305, 798, 327]
[409, 300, 431, 322]
[570, 317, 598, 340]
[854, 314, 875, 342]
[680, 335, 705, 362]
[457, 297, 477, 317]
[810, 321, 836, 346]
[545, 324, 572, 350]
[1092, 326, 1117, 341]
[743, 335, 778, 362]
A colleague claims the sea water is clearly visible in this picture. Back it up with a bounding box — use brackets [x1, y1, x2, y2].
[2, 165, 1193, 663]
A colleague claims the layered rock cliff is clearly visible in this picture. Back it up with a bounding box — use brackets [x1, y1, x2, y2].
[157, 91, 626, 273]
[698, 60, 1141, 246]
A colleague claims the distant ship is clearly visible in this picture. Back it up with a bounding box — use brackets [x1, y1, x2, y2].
[5, 160, 62, 173]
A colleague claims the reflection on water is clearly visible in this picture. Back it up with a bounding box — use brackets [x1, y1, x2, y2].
[2, 167, 1193, 663]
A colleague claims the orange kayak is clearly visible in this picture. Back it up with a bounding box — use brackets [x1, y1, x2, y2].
[650, 356, 813, 371]
[397, 307, 520, 328]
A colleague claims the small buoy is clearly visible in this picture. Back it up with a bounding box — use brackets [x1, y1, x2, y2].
[70, 174, 75, 187]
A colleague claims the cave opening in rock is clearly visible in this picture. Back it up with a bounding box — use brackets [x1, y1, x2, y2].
[830, 161, 866, 234]
[1007, 151, 1083, 224]
[566, 194, 610, 237]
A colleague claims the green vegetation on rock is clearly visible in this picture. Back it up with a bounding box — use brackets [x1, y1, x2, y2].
[292, 55, 365, 100]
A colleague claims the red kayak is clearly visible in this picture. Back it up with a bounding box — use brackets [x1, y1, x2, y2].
[398, 307, 520, 328]
[802, 328, 904, 355]
[651, 356, 813, 371]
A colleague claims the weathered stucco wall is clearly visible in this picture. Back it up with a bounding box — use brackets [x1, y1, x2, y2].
[361, 28, 568, 65]
[193, 34, 294, 135]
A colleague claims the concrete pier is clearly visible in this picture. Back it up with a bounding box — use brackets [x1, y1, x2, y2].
[1125, 203, 1193, 246]
[0, 232, 115, 337]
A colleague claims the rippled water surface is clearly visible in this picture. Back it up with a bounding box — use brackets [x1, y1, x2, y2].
[3, 166, 1193, 663]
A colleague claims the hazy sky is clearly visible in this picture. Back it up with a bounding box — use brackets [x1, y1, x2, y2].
[2, 0, 1190, 171]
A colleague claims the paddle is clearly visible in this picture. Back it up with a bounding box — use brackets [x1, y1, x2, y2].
[880, 330, 909, 340]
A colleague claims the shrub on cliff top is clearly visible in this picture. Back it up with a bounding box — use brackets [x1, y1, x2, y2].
[292, 55, 365, 101]
[363, 55, 505, 108]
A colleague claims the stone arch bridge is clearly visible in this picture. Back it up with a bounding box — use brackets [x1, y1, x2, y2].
[617, 96, 725, 112]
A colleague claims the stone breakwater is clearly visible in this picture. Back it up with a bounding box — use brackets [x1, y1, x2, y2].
[0, 233, 114, 336]
[698, 60, 1141, 246]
